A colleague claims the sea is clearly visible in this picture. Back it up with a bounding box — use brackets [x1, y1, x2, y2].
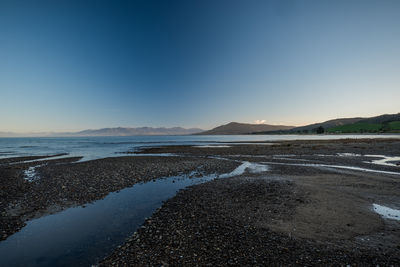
[1, 134, 399, 161]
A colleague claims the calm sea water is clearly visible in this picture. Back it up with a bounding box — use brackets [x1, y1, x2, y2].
[1, 134, 399, 161]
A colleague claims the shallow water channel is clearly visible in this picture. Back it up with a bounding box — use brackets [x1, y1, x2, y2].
[0, 161, 266, 267]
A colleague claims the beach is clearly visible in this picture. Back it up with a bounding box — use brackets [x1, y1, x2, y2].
[103, 138, 400, 265]
[0, 156, 239, 241]
[1, 138, 400, 265]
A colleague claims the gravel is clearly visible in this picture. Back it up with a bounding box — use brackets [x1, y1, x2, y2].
[0, 156, 239, 241]
[2, 139, 400, 266]
[101, 176, 400, 266]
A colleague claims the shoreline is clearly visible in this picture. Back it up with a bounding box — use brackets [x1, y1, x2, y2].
[0, 155, 240, 241]
[1, 138, 400, 265]
[101, 139, 400, 265]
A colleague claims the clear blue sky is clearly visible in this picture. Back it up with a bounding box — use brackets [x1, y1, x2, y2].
[1, 0, 399, 132]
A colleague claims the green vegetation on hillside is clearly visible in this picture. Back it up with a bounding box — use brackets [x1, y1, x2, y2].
[327, 121, 400, 133]
[389, 121, 400, 129]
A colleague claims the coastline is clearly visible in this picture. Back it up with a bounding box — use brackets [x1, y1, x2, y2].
[0, 155, 240, 241]
[1, 138, 399, 265]
[102, 139, 400, 265]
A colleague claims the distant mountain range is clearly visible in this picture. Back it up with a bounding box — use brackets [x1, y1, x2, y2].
[70, 127, 203, 136]
[1, 113, 399, 137]
[195, 122, 294, 135]
[0, 127, 203, 137]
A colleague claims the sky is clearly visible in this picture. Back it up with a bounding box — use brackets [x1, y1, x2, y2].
[0, 0, 399, 132]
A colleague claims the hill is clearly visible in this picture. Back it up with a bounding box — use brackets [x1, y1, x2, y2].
[195, 122, 294, 135]
[358, 113, 400, 124]
[327, 120, 400, 133]
[255, 113, 400, 134]
[327, 113, 400, 133]
[290, 117, 364, 133]
[0, 127, 203, 137]
[65, 127, 203, 136]
[322, 113, 400, 133]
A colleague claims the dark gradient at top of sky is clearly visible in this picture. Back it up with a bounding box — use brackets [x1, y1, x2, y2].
[1, 0, 399, 132]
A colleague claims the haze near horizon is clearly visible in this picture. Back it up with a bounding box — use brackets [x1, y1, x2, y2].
[1, 0, 399, 132]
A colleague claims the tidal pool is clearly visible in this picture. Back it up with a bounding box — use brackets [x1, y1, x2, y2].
[0, 161, 268, 267]
[373, 204, 400, 221]
[0, 175, 216, 267]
